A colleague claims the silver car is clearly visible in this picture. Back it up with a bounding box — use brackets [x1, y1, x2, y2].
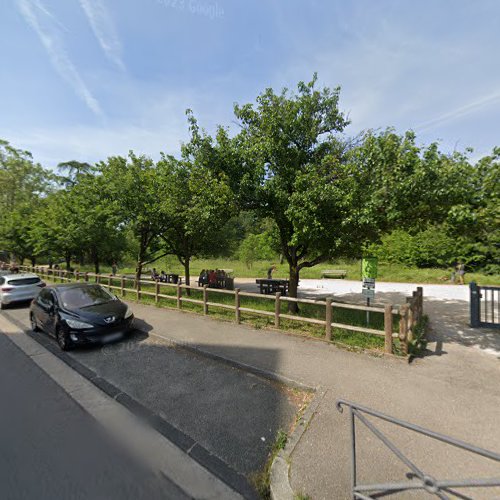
[0, 273, 46, 309]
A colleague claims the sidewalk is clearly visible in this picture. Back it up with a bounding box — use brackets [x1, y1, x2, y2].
[127, 299, 500, 499]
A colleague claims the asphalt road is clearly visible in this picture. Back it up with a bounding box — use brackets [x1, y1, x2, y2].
[0, 330, 191, 500]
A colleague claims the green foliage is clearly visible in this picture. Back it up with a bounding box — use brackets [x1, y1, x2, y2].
[237, 233, 277, 268]
[156, 153, 236, 285]
[369, 227, 458, 268]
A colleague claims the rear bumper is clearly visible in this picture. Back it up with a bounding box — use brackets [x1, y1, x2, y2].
[66, 317, 134, 345]
[1, 292, 38, 305]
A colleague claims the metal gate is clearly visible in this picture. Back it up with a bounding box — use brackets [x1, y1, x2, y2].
[470, 282, 500, 328]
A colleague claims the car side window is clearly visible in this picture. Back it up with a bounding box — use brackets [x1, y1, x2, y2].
[37, 289, 51, 308]
[48, 291, 57, 306]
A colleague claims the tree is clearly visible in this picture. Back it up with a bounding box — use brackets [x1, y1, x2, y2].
[0, 139, 54, 262]
[99, 153, 165, 282]
[57, 160, 94, 187]
[156, 155, 235, 287]
[230, 75, 360, 309]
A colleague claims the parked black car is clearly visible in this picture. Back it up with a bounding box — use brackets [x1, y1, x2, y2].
[29, 283, 134, 350]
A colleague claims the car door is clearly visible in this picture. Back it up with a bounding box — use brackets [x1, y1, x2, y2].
[44, 290, 59, 336]
[35, 289, 51, 331]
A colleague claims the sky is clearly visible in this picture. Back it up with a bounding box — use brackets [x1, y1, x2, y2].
[1, 0, 500, 168]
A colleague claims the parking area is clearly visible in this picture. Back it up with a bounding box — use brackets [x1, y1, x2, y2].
[1, 302, 306, 496]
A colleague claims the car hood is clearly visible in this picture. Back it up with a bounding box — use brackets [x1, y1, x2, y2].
[68, 300, 128, 326]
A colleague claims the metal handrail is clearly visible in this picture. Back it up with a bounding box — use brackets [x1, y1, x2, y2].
[336, 399, 500, 499]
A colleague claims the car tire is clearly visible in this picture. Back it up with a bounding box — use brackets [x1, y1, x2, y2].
[56, 327, 72, 351]
[30, 313, 40, 332]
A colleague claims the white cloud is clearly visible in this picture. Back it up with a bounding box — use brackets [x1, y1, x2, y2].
[415, 90, 500, 132]
[16, 0, 103, 117]
[79, 0, 125, 71]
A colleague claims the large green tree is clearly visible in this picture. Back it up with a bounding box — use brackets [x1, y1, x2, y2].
[156, 155, 235, 287]
[98, 153, 165, 282]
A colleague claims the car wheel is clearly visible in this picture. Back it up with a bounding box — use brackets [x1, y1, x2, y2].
[30, 313, 40, 332]
[56, 327, 72, 351]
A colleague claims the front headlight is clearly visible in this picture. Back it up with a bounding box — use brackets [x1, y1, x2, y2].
[124, 306, 133, 319]
[66, 319, 94, 329]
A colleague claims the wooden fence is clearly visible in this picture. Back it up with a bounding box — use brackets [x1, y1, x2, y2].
[21, 266, 424, 356]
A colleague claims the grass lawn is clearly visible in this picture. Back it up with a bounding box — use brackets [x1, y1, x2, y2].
[74, 257, 499, 286]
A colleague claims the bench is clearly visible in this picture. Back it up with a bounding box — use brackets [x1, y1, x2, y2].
[321, 269, 347, 279]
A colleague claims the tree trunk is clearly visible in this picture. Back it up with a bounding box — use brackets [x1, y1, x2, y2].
[94, 256, 100, 274]
[183, 258, 191, 296]
[65, 253, 71, 271]
[288, 264, 300, 313]
[30, 256, 36, 266]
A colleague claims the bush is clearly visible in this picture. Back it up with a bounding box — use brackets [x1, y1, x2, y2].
[237, 233, 277, 268]
[370, 227, 457, 268]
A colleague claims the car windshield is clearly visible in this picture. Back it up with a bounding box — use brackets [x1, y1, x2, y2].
[59, 285, 116, 309]
[8, 277, 41, 286]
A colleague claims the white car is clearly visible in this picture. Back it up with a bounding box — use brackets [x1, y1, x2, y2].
[0, 273, 46, 309]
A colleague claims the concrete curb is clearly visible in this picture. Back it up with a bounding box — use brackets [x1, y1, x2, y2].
[270, 388, 328, 500]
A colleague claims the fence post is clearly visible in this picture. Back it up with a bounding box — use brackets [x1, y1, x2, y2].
[417, 286, 423, 320]
[120, 275, 125, 297]
[85, 272, 89, 283]
[177, 284, 182, 309]
[384, 304, 393, 354]
[470, 282, 480, 327]
[203, 285, 208, 315]
[235, 288, 241, 324]
[399, 304, 409, 356]
[275, 292, 281, 328]
[325, 298, 332, 340]
[137, 279, 141, 301]
[407, 304, 414, 344]
[75, 270, 80, 282]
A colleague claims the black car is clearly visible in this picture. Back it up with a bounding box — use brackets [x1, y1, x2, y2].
[30, 283, 134, 350]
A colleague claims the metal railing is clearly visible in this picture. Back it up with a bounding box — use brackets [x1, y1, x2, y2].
[336, 399, 500, 499]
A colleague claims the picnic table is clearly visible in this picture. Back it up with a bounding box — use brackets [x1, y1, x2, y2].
[256, 278, 289, 296]
[321, 269, 347, 279]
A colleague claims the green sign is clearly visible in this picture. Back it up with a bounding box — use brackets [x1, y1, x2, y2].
[362, 257, 378, 279]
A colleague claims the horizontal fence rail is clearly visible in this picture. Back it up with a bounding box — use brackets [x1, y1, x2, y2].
[337, 399, 500, 499]
[19, 266, 424, 355]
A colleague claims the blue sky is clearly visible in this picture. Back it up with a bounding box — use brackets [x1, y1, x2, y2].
[2, 0, 500, 168]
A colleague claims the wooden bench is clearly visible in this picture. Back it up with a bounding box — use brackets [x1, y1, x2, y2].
[321, 269, 347, 279]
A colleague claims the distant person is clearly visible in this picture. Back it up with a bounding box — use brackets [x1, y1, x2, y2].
[450, 267, 456, 284]
[160, 270, 167, 282]
[457, 262, 466, 285]
[112, 261, 117, 276]
[151, 268, 159, 281]
[208, 269, 217, 287]
[267, 265, 277, 280]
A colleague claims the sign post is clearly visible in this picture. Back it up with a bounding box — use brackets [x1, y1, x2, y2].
[361, 257, 378, 326]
